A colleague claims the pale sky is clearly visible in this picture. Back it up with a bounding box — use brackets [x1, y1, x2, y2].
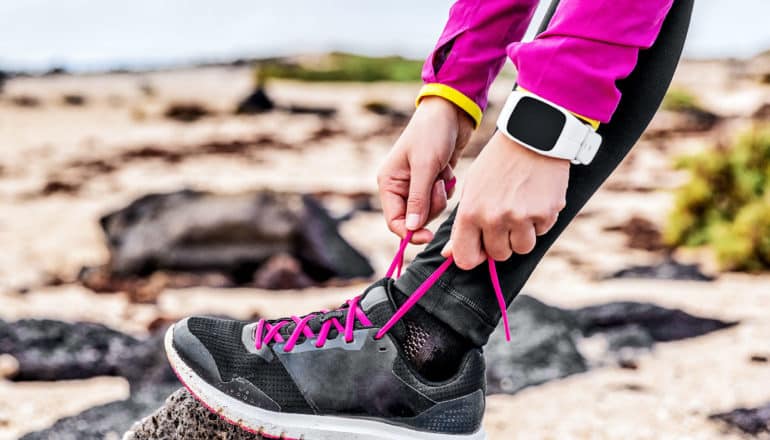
[0, 0, 767, 72]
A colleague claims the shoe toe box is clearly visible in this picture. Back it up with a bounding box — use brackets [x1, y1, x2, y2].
[169, 316, 286, 412]
[170, 317, 226, 384]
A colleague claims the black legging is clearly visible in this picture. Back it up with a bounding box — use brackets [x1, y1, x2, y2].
[394, 0, 695, 346]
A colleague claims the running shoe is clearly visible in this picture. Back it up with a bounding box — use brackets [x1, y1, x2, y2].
[166, 178, 510, 439]
[165, 278, 489, 440]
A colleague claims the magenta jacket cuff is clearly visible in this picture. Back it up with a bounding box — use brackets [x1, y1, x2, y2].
[422, 0, 675, 124]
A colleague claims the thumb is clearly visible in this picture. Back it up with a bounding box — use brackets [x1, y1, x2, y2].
[440, 239, 453, 258]
[405, 164, 438, 231]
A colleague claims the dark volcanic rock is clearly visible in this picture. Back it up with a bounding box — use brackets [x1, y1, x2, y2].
[485, 295, 587, 394]
[236, 87, 274, 114]
[124, 389, 262, 440]
[79, 268, 235, 303]
[252, 253, 314, 289]
[96, 189, 373, 287]
[13, 320, 181, 439]
[710, 403, 770, 435]
[164, 102, 211, 123]
[0, 319, 139, 381]
[234, 86, 336, 118]
[62, 94, 86, 106]
[604, 324, 656, 352]
[116, 331, 178, 389]
[0, 318, 176, 386]
[608, 258, 714, 281]
[362, 101, 409, 123]
[11, 95, 41, 108]
[285, 104, 337, 118]
[573, 301, 736, 342]
[753, 103, 770, 120]
[603, 216, 665, 251]
[676, 107, 720, 132]
[20, 385, 178, 440]
[485, 295, 736, 394]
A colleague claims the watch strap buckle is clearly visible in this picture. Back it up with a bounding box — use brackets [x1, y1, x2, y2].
[573, 128, 602, 165]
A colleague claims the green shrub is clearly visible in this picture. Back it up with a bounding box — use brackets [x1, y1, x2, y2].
[665, 126, 770, 271]
[662, 88, 701, 112]
[257, 52, 423, 83]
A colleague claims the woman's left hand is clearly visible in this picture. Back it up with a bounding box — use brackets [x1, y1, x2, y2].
[442, 131, 570, 270]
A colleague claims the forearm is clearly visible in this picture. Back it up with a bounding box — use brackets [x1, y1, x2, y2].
[508, 0, 675, 123]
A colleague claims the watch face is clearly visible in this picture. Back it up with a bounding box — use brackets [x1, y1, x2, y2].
[506, 96, 566, 152]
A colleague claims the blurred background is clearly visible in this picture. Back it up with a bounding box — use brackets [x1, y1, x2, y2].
[1, 1, 769, 439]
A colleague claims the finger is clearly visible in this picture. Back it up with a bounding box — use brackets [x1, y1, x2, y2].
[405, 161, 440, 232]
[452, 215, 485, 270]
[409, 228, 435, 244]
[426, 180, 448, 223]
[441, 239, 453, 258]
[509, 222, 537, 255]
[438, 166, 456, 199]
[482, 223, 513, 262]
[380, 190, 408, 239]
[534, 213, 559, 236]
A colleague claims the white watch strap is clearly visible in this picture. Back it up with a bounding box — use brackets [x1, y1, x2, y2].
[497, 90, 602, 165]
[574, 128, 602, 165]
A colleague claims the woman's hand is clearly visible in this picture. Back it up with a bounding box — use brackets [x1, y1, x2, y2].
[442, 131, 570, 269]
[377, 96, 474, 244]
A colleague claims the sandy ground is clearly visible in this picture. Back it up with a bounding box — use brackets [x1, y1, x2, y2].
[0, 60, 769, 439]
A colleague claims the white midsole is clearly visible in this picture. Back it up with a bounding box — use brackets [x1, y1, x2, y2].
[164, 326, 487, 440]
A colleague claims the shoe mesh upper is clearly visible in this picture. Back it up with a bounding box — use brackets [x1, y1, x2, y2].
[186, 317, 312, 413]
[403, 321, 430, 362]
[391, 351, 485, 402]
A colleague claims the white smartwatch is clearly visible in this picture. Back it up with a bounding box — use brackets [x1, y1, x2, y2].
[496, 89, 602, 165]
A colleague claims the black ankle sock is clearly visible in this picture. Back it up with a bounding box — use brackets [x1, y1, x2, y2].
[391, 285, 475, 381]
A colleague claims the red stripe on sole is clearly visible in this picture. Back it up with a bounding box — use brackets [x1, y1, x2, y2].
[167, 353, 301, 440]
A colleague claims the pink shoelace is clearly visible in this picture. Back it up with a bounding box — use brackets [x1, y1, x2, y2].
[255, 178, 511, 353]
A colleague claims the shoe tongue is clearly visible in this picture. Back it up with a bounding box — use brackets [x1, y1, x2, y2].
[357, 278, 397, 323]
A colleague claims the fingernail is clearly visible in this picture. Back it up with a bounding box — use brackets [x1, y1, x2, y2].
[438, 180, 447, 199]
[441, 240, 452, 256]
[405, 213, 420, 230]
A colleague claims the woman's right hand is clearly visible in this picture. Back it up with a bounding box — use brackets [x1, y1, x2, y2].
[377, 96, 474, 244]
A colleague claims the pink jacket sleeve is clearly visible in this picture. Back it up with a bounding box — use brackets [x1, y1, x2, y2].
[420, 0, 540, 123]
[423, 0, 675, 124]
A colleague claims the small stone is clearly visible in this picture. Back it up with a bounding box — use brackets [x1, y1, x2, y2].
[607, 258, 714, 282]
[0, 354, 19, 379]
[252, 254, 314, 289]
[710, 403, 770, 435]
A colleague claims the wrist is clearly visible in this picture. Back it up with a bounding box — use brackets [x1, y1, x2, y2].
[492, 131, 571, 167]
[496, 89, 602, 165]
[419, 95, 474, 137]
[416, 83, 483, 129]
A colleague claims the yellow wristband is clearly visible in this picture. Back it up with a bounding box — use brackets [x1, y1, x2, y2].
[416, 83, 483, 129]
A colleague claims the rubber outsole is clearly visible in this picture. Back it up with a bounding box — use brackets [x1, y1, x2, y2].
[164, 324, 487, 440]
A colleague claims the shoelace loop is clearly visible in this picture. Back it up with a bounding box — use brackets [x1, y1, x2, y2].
[377, 178, 510, 341]
[254, 177, 510, 352]
[255, 296, 373, 352]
